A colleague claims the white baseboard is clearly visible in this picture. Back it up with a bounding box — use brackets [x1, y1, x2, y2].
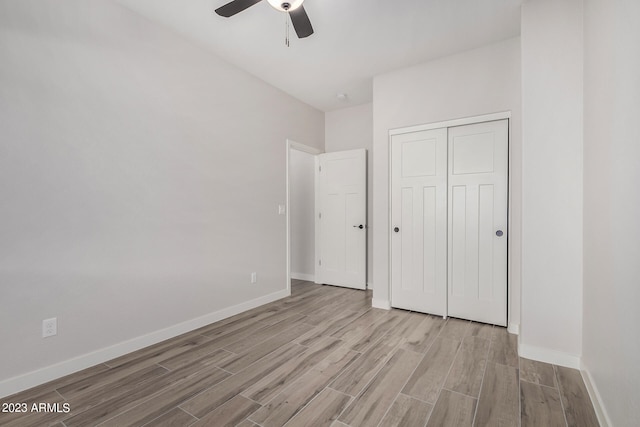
[291, 272, 315, 281]
[581, 361, 613, 427]
[0, 288, 290, 399]
[507, 322, 520, 335]
[372, 298, 391, 310]
[518, 342, 581, 369]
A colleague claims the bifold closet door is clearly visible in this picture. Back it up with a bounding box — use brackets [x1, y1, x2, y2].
[447, 120, 508, 326]
[390, 129, 448, 315]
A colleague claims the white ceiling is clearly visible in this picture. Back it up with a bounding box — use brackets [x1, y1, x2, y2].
[117, 0, 522, 112]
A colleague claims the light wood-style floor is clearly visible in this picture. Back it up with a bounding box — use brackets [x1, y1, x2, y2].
[1, 280, 599, 427]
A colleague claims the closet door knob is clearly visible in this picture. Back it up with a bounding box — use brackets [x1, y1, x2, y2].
[496, 230, 504, 237]
[394, 227, 400, 233]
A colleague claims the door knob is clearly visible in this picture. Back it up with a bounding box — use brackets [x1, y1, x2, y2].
[394, 227, 400, 233]
[353, 224, 364, 229]
[496, 230, 504, 237]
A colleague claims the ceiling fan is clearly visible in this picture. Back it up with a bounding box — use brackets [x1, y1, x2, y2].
[215, 0, 314, 39]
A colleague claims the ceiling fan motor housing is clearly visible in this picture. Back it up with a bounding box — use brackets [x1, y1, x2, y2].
[267, 0, 304, 12]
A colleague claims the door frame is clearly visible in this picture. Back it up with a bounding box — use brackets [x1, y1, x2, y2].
[387, 111, 512, 322]
[286, 139, 323, 295]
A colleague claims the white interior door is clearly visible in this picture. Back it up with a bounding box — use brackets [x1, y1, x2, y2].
[316, 149, 366, 289]
[448, 119, 508, 326]
[390, 129, 448, 315]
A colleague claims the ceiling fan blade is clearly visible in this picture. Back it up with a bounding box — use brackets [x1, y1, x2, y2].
[215, 0, 263, 17]
[289, 5, 314, 38]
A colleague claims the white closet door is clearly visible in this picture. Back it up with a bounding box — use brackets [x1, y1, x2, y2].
[316, 149, 367, 289]
[391, 129, 448, 315]
[448, 119, 508, 326]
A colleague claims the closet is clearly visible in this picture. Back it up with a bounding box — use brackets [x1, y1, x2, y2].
[390, 119, 508, 326]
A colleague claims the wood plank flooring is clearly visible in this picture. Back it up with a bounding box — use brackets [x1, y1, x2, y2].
[0, 280, 599, 426]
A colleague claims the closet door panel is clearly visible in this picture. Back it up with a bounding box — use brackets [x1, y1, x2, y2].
[447, 120, 508, 326]
[391, 129, 447, 315]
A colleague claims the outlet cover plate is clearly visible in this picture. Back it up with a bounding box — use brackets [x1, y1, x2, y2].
[42, 318, 57, 338]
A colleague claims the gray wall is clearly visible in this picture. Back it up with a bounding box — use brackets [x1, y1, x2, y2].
[520, 0, 584, 364]
[582, 0, 640, 425]
[0, 0, 323, 394]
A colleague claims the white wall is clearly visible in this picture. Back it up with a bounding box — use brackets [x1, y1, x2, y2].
[289, 149, 316, 280]
[0, 0, 323, 396]
[520, 0, 584, 366]
[325, 103, 374, 286]
[582, 0, 640, 425]
[372, 38, 522, 326]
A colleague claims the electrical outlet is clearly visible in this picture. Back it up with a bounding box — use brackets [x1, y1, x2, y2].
[251, 272, 257, 284]
[42, 317, 57, 338]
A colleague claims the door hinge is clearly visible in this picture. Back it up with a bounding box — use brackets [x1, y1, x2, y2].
[319, 259, 322, 266]
[319, 212, 322, 219]
[319, 165, 322, 172]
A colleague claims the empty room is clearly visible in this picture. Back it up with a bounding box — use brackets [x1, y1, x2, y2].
[0, 0, 638, 426]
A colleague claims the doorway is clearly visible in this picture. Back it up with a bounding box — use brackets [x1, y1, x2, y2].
[286, 140, 322, 290]
[286, 141, 368, 293]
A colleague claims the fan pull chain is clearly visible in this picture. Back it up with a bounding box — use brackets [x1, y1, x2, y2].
[285, 12, 290, 47]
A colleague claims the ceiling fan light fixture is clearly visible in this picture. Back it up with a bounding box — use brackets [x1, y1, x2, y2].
[267, 0, 304, 12]
[216, 0, 313, 39]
